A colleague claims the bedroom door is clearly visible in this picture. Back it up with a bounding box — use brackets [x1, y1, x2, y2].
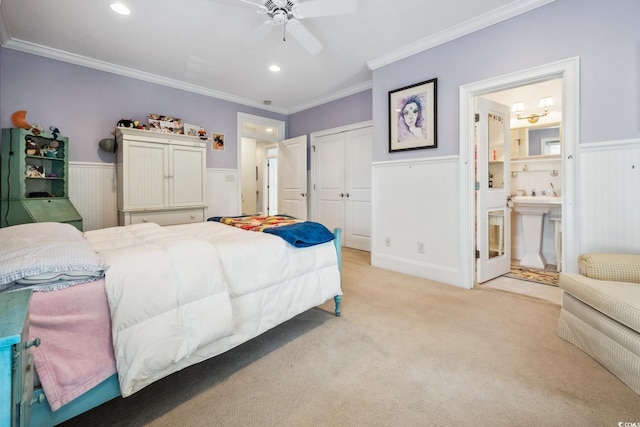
[476, 97, 511, 283]
[277, 135, 307, 220]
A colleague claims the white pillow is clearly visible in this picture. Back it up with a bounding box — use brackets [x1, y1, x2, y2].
[0, 222, 105, 292]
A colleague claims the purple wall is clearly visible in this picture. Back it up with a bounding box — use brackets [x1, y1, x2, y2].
[2, 0, 638, 169]
[372, 0, 640, 162]
[0, 48, 286, 168]
[288, 89, 372, 137]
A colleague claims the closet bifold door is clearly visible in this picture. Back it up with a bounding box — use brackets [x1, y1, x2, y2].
[313, 125, 372, 251]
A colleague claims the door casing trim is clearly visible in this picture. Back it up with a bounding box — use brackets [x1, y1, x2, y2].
[458, 57, 580, 289]
[237, 113, 286, 215]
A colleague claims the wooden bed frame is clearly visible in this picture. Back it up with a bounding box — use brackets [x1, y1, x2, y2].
[28, 228, 342, 427]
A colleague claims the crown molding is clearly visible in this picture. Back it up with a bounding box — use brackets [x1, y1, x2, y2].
[367, 0, 556, 70]
[0, 0, 554, 114]
[0, 38, 289, 115]
[0, 36, 369, 116]
[286, 80, 373, 114]
[0, 5, 11, 45]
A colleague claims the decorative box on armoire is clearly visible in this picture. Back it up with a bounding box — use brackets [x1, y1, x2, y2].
[0, 128, 83, 231]
[116, 127, 207, 226]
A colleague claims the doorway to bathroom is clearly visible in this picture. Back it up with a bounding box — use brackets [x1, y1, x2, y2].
[458, 57, 580, 291]
[479, 79, 563, 280]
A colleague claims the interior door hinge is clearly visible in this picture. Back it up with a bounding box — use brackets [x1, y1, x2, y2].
[312, 145, 316, 152]
[475, 182, 480, 191]
[474, 113, 480, 123]
[476, 249, 480, 259]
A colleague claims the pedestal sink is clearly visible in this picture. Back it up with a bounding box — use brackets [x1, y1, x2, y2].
[512, 196, 562, 269]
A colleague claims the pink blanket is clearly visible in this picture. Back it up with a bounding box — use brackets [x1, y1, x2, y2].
[29, 278, 117, 411]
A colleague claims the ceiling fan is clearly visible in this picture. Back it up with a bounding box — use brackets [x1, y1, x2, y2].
[237, 0, 357, 55]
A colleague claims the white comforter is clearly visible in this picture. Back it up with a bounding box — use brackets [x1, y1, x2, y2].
[83, 221, 342, 398]
[83, 223, 233, 396]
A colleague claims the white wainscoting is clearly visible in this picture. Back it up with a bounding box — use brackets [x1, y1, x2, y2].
[69, 162, 239, 230]
[69, 162, 118, 231]
[578, 138, 640, 254]
[205, 169, 239, 218]
[371, 156, 461, 287]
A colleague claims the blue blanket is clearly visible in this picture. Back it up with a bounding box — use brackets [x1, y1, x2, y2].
[263, 221, 334, 248]
[208, 215, 334, 248]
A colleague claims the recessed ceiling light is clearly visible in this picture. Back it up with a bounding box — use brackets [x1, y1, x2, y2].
[110, 3, 131, 15]
[269, 65, 281, 72]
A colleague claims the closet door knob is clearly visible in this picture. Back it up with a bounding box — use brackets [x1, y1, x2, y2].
[339, 193, 344, 197]
[345, 193, 350, 198]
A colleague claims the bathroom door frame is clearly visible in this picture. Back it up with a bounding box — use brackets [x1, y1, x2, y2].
[458, 57, 580, 289]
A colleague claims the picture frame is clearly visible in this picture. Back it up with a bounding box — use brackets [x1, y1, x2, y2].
[183, 123, 199, 137]
[212, 133, 225, 151]
[388, 78, 437, 152]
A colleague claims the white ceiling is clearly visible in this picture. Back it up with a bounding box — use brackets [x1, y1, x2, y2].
[0, 0, 555, 114]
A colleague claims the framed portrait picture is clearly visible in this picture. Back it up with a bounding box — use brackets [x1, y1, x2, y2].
[388, 78, 437, 152]
[212, 133, 225, 151]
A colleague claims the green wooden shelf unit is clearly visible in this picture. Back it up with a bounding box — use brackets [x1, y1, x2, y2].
[1, 128, 82, 231]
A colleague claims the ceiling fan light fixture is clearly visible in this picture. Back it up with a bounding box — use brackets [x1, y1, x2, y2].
[269, 64, 281, 72]
[272, 10, 287, 26]
[242, 0, 356, 55]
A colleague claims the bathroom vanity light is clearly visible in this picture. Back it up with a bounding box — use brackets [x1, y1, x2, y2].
[512, 96, 554, 124]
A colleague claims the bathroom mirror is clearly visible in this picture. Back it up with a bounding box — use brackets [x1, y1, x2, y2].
[511, 123, 561, 159]
[541, 137, 561, 155]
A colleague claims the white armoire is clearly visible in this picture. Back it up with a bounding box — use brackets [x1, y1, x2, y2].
[311, 123, 372, 251]
[116, 127, 207, 226]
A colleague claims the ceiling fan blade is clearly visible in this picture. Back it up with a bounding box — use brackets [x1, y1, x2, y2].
[243, 20, 276, 48]
[292, 0, 357, 19]
[235, 0, 268, 13]
[286, 19, 323, 55]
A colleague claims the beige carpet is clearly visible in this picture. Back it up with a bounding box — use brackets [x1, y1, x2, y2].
[61, 248, 640, 426]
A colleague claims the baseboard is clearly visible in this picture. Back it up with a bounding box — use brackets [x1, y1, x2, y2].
[371, 253, 463, 289]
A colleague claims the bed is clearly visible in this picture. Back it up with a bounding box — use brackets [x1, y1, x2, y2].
[0, 219, 342, 426]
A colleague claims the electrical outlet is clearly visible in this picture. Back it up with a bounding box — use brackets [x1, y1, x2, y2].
[385, 237, 391, 247]
[417, 241, 425, 253]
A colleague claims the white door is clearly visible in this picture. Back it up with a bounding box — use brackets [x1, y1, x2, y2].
[344, 127, 372, 251]
[241, 138, 257, 214]
[314, 132, 344, 235]
[265, 157, 278, 215]
[312, 125, 372, 251]
[476, 97, 511, 283]
[277, 135, 307, 220]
